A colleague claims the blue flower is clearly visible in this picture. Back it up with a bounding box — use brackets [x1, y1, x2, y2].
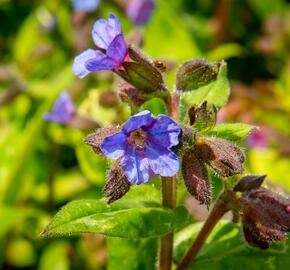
[73, 14, 128, 78]
[72, 0, 100, 13]
[44, 91, 76, 124]
[126, 0, 155, 25]
[100, 110, 181, 184]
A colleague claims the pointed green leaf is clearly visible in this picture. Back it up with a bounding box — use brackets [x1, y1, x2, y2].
[42, 199, 188, 239]
[207, 123, 255, 143]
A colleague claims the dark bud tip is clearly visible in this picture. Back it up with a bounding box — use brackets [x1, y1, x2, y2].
[84, 127, 121, 154]
[182, 149, 211, 208]
[176, 59, 222, 92]
[188, 101, 217, 131]
[99, 90, 119, 108]
[104, 160, 131, 204]
[195, 137, 245, 177]
[241, 188, 290, 248]
[233, 174, 266, 192]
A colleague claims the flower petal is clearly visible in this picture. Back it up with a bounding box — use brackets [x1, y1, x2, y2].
[73, 49, 100, 78]
[92, 14, 122, 49]
[107, 34, 128, 64]
[145, 141, 180, 177]
[100, 131, 126, 160]
[85, 52, 118, 71]
[121, 146, 153, 184]
[44, 91, 76, 124]
[147, 114, 181, 148]
[122, 110, 155, 133]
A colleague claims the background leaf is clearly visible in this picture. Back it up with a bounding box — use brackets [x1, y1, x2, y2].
[108, 237, 158, 270]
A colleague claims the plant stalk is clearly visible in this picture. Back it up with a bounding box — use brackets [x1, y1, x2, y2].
[159, 176, 177, 270]
[159, 91, 180, 270]
[176, 192, 230, 270]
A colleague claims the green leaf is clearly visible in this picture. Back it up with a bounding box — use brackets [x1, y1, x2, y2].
[174, 221, 290, 269]
[180, 62, 229, 122]
[207, 123, 255, 143]
[42, 198, 189, 239]
[108, 237, 158, 270]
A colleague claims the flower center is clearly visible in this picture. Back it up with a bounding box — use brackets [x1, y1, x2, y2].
[128, 128, 147, 149]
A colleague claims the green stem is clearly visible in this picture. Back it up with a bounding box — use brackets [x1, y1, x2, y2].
[159, 176, 177, 270]
[176, 192, 230, 270]
[159, 91, 180, 270]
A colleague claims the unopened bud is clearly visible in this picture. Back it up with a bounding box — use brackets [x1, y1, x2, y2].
[233, 174, 266, 192]
[104, 160, 131, 204]
[182, 149, 211, 208]
[195, 137, 245, 177]
[84, 127, 121, 154]
[241, 188, 290, 249]
[117, 45, 167, 93]
[188, 101, 217, 130]
[176, 59, 221, 92]
[118, 80, 147, 108]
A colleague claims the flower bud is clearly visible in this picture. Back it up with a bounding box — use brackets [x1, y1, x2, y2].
[118, 80, 147, 108]
[241, 188, 290, 249]
[233, 174, 266, 192]
[188, 101, 217, 130]
[84, 127, 121, 154]
[182, 149, 211, 208]
[117, 45, 167, 93]
[195, 137, 245, 177]
[176, 59, 221, 92]
[104, 160, 131, 204]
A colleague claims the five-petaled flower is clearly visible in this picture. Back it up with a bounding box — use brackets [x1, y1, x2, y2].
[44, 91, 76, 124]
[87, 110, 181, 185]
[73, 14, 128, 78]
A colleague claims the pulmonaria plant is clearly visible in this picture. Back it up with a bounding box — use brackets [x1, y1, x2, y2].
[42, 13, 290, 270]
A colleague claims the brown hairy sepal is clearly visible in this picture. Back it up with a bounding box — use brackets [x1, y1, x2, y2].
[241, 188, 290, 249]
[103, 160, 131, 204]
[195, 137, 245, 177]
[84, 126, 121, 154]
[182, 148, 211, 208]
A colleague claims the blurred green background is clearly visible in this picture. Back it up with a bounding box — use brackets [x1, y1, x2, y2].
[0, 0, 289, 269]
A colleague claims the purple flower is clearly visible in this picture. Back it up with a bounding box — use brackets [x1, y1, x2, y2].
[126, 0, 155, 25]
[73, 14, 128, 78]
[247, 127, 268, 149]
[72, 0, 100, 13]
[44, 91, 76, 124]
[100, 110, 181, 184]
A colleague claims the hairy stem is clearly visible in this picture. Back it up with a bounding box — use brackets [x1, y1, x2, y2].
[176, 192, 230, 270]
[159, 92, 180, 270]
[159, 176, 177, 270]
